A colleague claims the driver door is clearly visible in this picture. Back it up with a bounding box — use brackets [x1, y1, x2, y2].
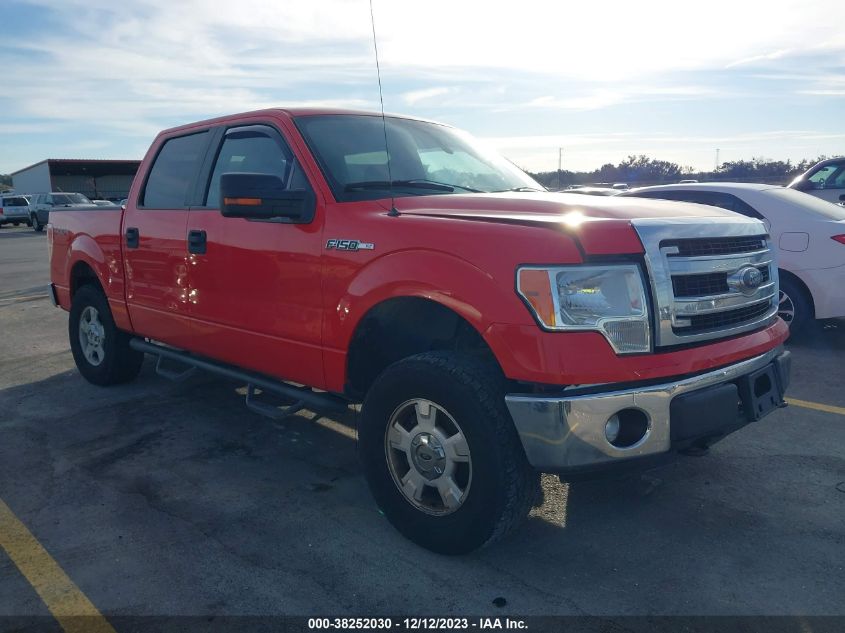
[185, 122, 326, 389]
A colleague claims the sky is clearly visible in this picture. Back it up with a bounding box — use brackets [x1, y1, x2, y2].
[0, 0, 843, 175]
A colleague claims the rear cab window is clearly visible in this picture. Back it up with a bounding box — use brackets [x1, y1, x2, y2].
[141, 131, 210, 208]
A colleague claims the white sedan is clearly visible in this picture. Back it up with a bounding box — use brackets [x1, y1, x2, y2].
[620, 183, 845, 334]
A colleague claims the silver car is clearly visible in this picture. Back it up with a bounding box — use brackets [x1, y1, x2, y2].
[29, 192, 93, 232]
[0, 194, 32, 227]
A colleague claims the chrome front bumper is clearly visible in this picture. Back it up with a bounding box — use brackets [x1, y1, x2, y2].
[505, 348, 787, 473]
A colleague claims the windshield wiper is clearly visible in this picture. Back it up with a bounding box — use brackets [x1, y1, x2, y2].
[344, 179, 484, 193]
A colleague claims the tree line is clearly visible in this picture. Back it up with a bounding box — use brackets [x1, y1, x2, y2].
[527, 155, 835, 189]
[2, 154, 838, 194]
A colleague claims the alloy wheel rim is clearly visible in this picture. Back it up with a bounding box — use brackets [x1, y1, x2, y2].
[78, 306, 106, 366]
[385, 398, 472, 516]
[778, 290, 795, 325]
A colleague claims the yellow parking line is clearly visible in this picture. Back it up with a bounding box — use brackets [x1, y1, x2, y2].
[785, 397, 845, 417]
[0, 497, 116, 633]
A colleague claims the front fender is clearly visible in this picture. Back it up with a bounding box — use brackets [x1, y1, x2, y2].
[322, 248, 534, 392]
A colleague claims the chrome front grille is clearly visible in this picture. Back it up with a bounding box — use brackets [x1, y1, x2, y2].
[672, 266, 769, 298]
[633, 217, 779, 348]
[662, 235, 766, 257]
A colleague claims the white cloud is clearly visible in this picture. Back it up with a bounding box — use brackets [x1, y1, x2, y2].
[2, 0, 844, 174]
[726, 49, 794, 68]
[402, 87, 452, 105]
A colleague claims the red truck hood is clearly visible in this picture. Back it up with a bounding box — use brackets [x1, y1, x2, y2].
[395, 191, 739, 256]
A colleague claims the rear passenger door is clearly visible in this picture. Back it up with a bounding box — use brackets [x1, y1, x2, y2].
[122, 130, 211, 350]
[185, 122, 326, 388]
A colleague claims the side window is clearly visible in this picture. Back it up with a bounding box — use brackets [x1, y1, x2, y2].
[807, 165, 838, 189]
[635, 190, 699, 203]
[830, 164, 845, 188]
[205, 125, 308, 208]
[142, 131, 209, 208]
[711, 193, 765, 220]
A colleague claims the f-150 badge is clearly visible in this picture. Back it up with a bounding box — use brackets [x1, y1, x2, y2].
[326, 239, 375, 251]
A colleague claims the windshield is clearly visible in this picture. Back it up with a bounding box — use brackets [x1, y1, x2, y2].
[52, 193, 91, 205]
[295, 114, 543, 202]
[769, 188, 845, 220]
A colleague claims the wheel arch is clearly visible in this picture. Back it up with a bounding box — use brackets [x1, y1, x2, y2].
[778, 267, 816, 317]
[344, 296, 502, 399]
[325, 248, 528, 396]
[70, 259, 103, 297]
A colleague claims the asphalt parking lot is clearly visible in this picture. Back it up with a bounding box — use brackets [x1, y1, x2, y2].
[0, 225, 843, 624]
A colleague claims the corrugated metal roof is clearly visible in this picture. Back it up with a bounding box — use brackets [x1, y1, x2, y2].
[11, 158, 141, 175]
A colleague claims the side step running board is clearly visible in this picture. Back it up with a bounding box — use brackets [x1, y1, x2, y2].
[129, 338, 349, 420]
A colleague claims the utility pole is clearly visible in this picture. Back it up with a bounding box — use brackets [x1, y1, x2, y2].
[557, 147, 563, 190]
[715, 148, 720, 172]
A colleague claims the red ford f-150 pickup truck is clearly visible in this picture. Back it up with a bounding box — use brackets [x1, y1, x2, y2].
[48, 108, 790, 554]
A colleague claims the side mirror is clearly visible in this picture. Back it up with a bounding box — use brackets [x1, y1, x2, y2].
[790, 179, 811, 191]
[220, 173, 315, 223]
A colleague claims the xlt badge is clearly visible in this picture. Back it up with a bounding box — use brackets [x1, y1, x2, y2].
[326, 239, 375, 251]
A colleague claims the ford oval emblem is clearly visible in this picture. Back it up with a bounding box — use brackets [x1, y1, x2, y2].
[739, 266, 763, 291]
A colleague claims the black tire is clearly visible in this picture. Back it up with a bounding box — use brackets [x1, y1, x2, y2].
[69, 284, 144, 385]
[778, 274, 814, 338]
[32, 215, 43, 232]
[359, 351, 538, 554]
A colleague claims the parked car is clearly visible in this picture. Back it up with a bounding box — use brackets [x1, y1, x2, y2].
[788, 157, 845, 205]
[562, 186, 621, 196]
[48, 108, 790, 553]
[0, 194, 32, 227]
[620, 183, 845, 334]
[29, 192, 93, 231]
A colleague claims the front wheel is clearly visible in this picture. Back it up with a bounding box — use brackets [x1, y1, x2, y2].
[31, 215, 43, 232]
[359, 352, 537, 554]
[69, 285, 144, 385]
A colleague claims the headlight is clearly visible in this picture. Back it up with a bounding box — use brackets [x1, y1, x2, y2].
[517, 264, 651, 353]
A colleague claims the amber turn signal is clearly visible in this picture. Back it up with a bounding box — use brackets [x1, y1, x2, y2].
[517, 269, 557, 327]
[223, 197, 263, 206]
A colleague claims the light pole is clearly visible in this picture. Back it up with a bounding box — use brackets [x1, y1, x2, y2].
[557, 147, 563, 190]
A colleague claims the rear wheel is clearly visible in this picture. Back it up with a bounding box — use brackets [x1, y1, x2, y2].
[778, 275, 813, 338]
[359, 352, 537, 554]
[31, 214, 43, 232]
[69, 285, 144, 385]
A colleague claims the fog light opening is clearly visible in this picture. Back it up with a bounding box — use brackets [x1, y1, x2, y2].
[605, 408, 649, 448]
[605, 414, 621, 444]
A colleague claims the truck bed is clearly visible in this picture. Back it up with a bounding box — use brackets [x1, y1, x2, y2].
[48, 206, 125, 319]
